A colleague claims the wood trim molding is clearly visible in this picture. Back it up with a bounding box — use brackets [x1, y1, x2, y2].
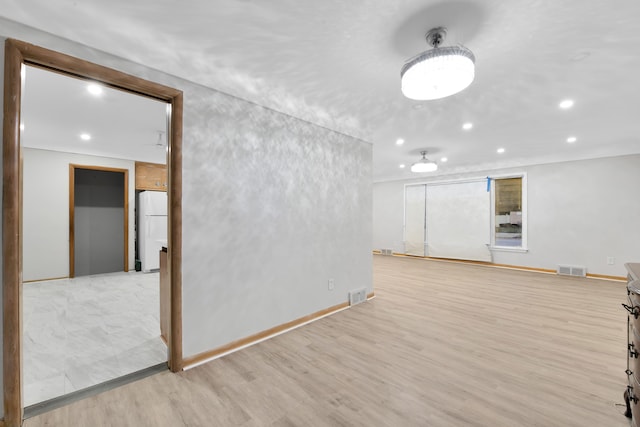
[68, 165, 75, 278]
[374, 253, 626, 281]
[3, 38, 184, 426]
[182, 301, 350, 369]
[168, 89, 183, 372]
[586, 273, 626, 281]
[68, 165, 130, 277]
[3, 37, 24, 427]
[491, 263, 556, 274]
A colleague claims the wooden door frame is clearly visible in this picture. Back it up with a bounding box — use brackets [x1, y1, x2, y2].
[69, 165, 129, 278]
[3, 39, 184, 427]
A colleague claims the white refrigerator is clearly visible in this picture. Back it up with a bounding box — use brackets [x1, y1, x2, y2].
[138, 191, 167, 272]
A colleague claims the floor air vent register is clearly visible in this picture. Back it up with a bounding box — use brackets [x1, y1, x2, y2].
[557, 265, 587, 277]
[349, 288, 367, 306]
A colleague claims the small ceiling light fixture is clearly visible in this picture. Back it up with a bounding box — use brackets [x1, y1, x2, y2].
[399, 164, 406, 169]
[396, 138, 405, 145]
[497, 147, 505, 154]
[80, 133, 92, 141]
[462, 122, 473, 130]
[567, 136, 577, 143]
[559, 99, 574, 109]
[87, 83, 103, 96]
[411, 151, 438, 173]
[401, 27, 475, 100]
[440, 157, 448, 162]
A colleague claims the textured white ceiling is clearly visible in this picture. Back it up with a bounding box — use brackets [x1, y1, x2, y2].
[21, 65, 168, 164]
[2, 0, 640, 181]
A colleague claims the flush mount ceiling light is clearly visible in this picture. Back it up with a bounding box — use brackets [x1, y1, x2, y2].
[401, 27, 475, 100]
[411, 151, 438, 173]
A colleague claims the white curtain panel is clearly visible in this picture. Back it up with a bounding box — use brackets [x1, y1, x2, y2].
[426, 180, 492, 262]
[404, 184, 426, 256]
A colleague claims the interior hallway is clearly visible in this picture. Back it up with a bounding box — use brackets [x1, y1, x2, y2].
[24, 255, 629, 426]
[23, 271, 166, 406]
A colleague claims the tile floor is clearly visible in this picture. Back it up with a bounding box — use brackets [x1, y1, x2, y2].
[23, 271, 167, 406]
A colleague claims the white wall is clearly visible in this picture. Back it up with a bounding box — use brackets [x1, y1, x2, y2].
[22, 148, 136, 281]
[373, 154, 640, 277]
[1, 15, 373, 383]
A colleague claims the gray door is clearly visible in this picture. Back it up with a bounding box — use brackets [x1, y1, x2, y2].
[74, 168, 125, 276]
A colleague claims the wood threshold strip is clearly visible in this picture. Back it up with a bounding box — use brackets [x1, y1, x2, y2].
[375, 252, 626, 281]
[182, 301, 350, 369]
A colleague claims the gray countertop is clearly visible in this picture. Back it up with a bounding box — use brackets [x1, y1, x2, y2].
[626, 263, 640, 281]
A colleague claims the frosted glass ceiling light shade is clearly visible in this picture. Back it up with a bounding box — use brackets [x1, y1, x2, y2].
[411, 151, 438, 173]
[401, 27, 475, 100]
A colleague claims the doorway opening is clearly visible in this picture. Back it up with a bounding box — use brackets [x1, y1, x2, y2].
[70, 166, 129, 278]
[3, 38, 183, 426]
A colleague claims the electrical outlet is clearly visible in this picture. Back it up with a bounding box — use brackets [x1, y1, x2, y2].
[328, 279, 335, 291]
[607, 257, 615, 265]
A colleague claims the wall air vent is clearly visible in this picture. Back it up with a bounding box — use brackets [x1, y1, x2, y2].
[349, 288, 367, 306]
[381, 249, 393, 256]
[557, 265, 586, 277]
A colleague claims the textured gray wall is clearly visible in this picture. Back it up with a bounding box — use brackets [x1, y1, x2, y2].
[0, 15, 373, 404]
[181, 89, 372, 356]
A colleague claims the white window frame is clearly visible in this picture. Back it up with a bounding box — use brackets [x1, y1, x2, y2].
[489, 173, 528, 252]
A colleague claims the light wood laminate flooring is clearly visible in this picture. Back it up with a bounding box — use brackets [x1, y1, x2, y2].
[24, 255, 630, 426]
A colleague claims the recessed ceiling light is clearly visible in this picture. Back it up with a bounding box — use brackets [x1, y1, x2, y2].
[80, 133, 92, 141]
[87, 84, 103, 96]
[462, 122, 473, 130]
[567, 136, 577, 143]
[559, 99, 574, 109]
[497, 148, 505, 154]
[569, 51, 591, 62]
[399, 164, 406, 169]
[440, 157, 448, 162]
[396, 138, 405, 146]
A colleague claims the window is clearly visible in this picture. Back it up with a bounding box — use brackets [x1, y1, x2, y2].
[491, 175, 527, 250]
